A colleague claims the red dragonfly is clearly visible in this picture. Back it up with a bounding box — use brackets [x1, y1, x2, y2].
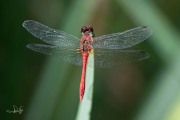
[23, 20, 152, 102]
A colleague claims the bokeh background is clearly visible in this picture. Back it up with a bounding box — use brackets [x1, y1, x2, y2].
[1, 0, 180, 120]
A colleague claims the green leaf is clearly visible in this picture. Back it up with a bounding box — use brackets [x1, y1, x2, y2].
[75, 54, 94, 120]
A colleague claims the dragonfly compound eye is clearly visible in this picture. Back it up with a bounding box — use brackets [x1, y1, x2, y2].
[81, 25, 94, 33]
[81, 26, 87, 33]
[86, 25, 93, 33]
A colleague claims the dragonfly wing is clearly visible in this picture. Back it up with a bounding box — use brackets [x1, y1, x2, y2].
[87, 49, 149, 68]
[23, 20, 79, 48]
[27, 44, 82, 66]
[93, 26, 152, 49]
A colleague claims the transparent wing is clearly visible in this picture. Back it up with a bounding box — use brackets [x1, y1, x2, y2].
[87, 49, 149, 68]
[93, 26, 152, 49]
[26, 44, 82, 66]
[23, 20, 79, 48]
[27, 44, 149, 68]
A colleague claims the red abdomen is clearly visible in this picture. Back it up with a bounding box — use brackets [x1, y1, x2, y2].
[79, 52, 89, 102]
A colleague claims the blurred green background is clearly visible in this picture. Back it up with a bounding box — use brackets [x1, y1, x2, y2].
[1, 0, 180, 120]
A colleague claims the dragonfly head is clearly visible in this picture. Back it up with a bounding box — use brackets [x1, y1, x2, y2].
[81, 25, 95, 37]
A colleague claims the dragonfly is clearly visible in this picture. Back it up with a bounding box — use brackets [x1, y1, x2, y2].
[23, 20, 152, 102]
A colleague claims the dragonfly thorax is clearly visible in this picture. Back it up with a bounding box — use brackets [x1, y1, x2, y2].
[80, 34, 93, 53]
